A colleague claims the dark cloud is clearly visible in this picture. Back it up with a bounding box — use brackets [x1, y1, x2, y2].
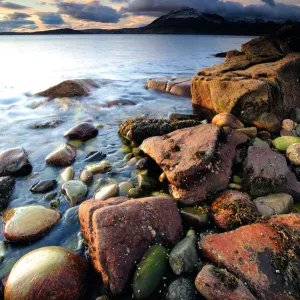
[57, 1, 121, 23]
[261, 0, 276, 7]
[0, 1, 29, 9]
[37, 12, 65, 25]
[124, 0, 300, 20]
[5, 12, 31, 20]
[0, 20, 37, 32]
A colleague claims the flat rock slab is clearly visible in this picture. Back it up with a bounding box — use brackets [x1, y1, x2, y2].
[200, 213, 300, 300]
[146, 78, 191, 97]
[0, 147, 32, 177]
[2, 205, 61, 242]
[244, 146, 300, 200]
[79, 196, 182, 294]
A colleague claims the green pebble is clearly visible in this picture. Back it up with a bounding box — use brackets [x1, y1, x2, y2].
[272, 136, 300, 151]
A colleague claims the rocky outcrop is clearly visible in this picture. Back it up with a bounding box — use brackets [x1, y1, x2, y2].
[200, 213, 300, 300]
[5, 247, 89, 300]
[140, 124, 248, 205]
[35, 79, 98, 98]
[191, 28, 300, 123]
[79, 196, 182, 294]
[0, 176, 15, 210]
[0, 147, 32, 177]
[146, 78, 191, 97]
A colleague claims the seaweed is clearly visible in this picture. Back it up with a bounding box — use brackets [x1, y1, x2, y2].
[211, 266, 238, 291]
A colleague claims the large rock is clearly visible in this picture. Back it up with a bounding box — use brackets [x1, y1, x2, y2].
[0, 176, 15, 210]
[146, 78, 191, 97]
[64, 122, 98, 142]
[45, 143, 76, 166]
[79, 196, 182, 294]
[2, 205, 61, 242]
[140, 125, 248, 205]
[35, 79, 98, 98]
[119, 117, 201, 145]
[243, 146, 300, 200]
[0, 147, 32, 177]
[200, 214, 300, 300]
[5, 246, 89, 300]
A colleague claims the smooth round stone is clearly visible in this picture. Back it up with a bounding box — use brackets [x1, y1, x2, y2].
[64, 122, 98, 142]
[254, 193, 294, 216]
[79, 169, 93, 184]
[280, 128, 296, 137]
[123, 153, 134, 161]
[228, 183, 242, 190]
[166, 278, 196, 300]
[61, 166, 75, 182]
[236, 127, 257, 138]
[2, 205, 61, 242]
[180, 207, 209, 228]
[45, 143, 76, 166]
[43, 192, 57, 201]
[257, 130, 272, 145]
[250, 137, 270, 148]
[119, 182, 134, 196]
[5, 246, 89, 300]
[30, 180, 57, 193]
[94, 184, 119, 200]
[62, 180, 88, 207]
[212, 113, 244, 129]
[233, 175, 242, 184]
[128, 188, 143, 198]
[273, 136, 300, 151]
[136, 158, 148, 170]
[282, 119, 295, 131]
[138, 174, 156, 192]
[82, 151, 106, 163]
[296, 124, 300, 136]
[86, 160, 112, 175]
[286, 143, 300, 165]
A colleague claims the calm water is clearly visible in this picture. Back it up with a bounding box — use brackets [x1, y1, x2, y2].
[0, 34, 252, 278]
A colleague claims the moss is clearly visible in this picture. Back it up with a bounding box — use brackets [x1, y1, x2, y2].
[211, 266, 238, 291]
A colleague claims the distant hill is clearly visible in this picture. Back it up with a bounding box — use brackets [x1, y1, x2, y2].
[1, 7, 299, 36]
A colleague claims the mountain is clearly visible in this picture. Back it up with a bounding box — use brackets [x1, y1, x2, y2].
[0, 7, 298, 36]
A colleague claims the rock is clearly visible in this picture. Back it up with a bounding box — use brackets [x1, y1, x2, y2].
[79, 169, 93, 184]
[169, 113, 203, 121]
[35, 79, 98, 98]
[86, 160, 112, 175]
[226, 49, 243, 60]
[257, 130, 272, 145]
[166, 277, 196, 300]
[43, 191, 57, 201]
[273, 136, 300, 151]
[199, 214, 300, 300]
[286, 143, 300, 165]
[252, 112, 281, 133]
[133, 245, 168, 299]
[118, 182, 134, 196]
[236, 127, 257, 138]
[280, 128, 296, 137]
[159, 172, 167, 183]
[211, 190, 258, 230]
[0, 147, 32, 177]
[132, 147, 144, 157]
[4, 246, 89, 299]
[180, 206, 209, 228]
[46, 143, 76, 166]
[104, 100, 135, 107]
[136, 158, 148, 170]
[30, 180, 57, 193]
[61, 166, 75, 182]
[244, 146, 300, 200]
[128, 188, 143, 198]
[169, 230, 199, 275]
[119, 117, 201, 145]
[2, 205, 61, 242]
[296, 125, 300, 136]
[282, 119, 295, 131]
[250, 137, 269, 148]
[213, 51, 227, 58]
[195, 265, 256, 300]
[254, 193, 294, 216]
[212, 113, 244, 129]
[146, 77, 191, 97]
[228, 183, 242, 190]
[30, 119, 64, 129]
[82, 151, 106, 162]
[192, 49, 300, 123]
[79, 196, 182, 294]
[62, 180, 88, 206]
[138, 174, 156, 192]
[140, 125, 248, 205]
[290, 107, 300, 123]
[64, 122, 98, 142]
[94, 184, 119, 200]
[0, 176, 15, 210]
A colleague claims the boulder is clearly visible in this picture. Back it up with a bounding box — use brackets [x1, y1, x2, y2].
[79, 196, 182, 294]
[35, 79, 98, 98]
[254, 193, 294, 216]
[30, 179, 57, 193]
[195, 265, 256, 300]
[200, 214, 300, 300]
[226, 49, 243, 60]
[2, 205, 61, 242]
[0, 147, 32, 177]
[146, 78, 191, 97]
[243, 146, 300, 200]
[140, 125, 248, 205]
[0, 176, 15, 210]
[119, 117, 201, 145]
[64, 122, 98, 141]
[4, 246, 89, 300]
[45, 143, 76, 166]
[211, 190, 258, 230]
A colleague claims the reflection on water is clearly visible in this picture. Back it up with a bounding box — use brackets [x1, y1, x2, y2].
[0, 34, 252, 278]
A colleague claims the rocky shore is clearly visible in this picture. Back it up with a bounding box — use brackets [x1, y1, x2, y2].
[0, 26, 300, 299]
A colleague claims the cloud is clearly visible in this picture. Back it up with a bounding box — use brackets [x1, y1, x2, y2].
[5, 12, 31, 20]
[57, 1, 122, 23]
[261, 0, 276, 7]
[0, 1, 29, 9]
[0, 20, 37, 31]
[37, 12, 65, 25]
[124, 0, 300, 20]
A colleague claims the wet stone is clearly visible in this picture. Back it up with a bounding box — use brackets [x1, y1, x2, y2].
[180, 207, 209, 228]
[86, 161, 112, 175]
[61, 166, 75, 182]
[30, 180, 57, 193]
[82, 151, 106, 163]
[79, 169, 93, 184]
[212, 113, 244, 129]
[286, 143, 300, 165]
[118, 182, 134, 197]
[166, 277, 196, 300]
[94, 184, 119, 200]
[138, 174, 156, 192]
[46, 143, 76, 167]
[0, 176, 15, 210]
[282, 119, 295, 131]
[64, 122, 98, 142]
[62, 180, 88, 207]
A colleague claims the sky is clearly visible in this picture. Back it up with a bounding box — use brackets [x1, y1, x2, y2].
[0, 0, 299, 32]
